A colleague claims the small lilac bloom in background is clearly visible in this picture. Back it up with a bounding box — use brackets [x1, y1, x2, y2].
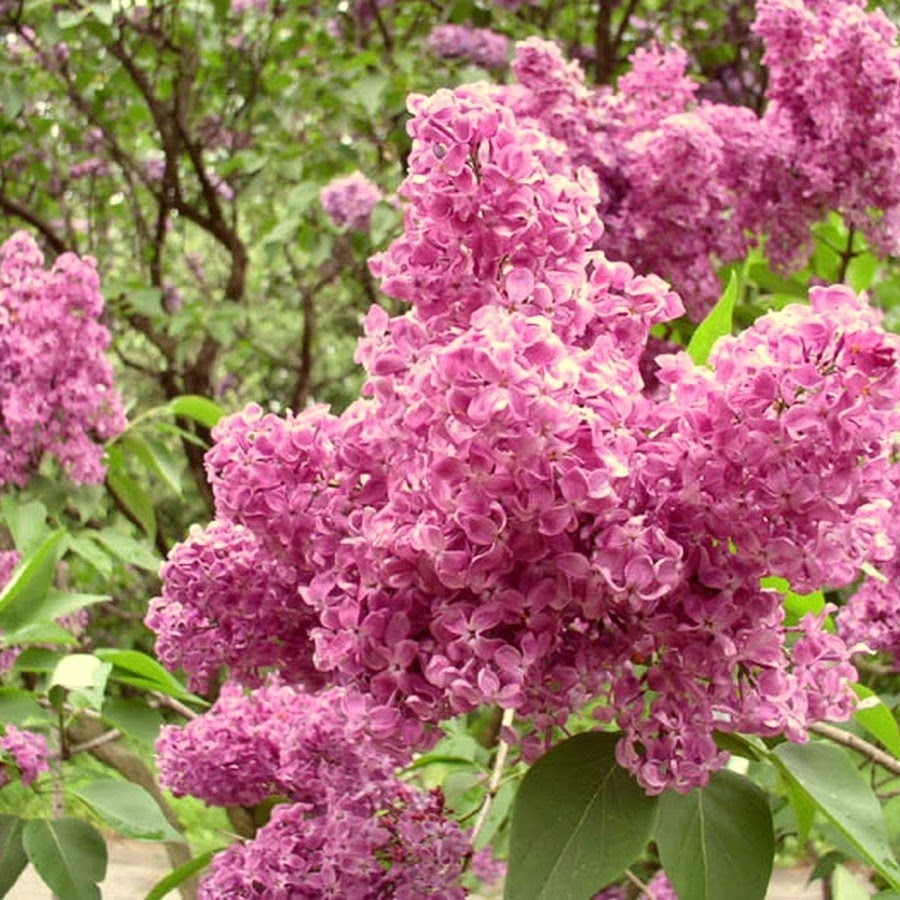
[320, 171, 383, 231]
[427, 24, 510, 71]
[0, 725, 50, 789]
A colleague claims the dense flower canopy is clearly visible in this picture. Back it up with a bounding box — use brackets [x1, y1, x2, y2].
[152, 61, 899, 800]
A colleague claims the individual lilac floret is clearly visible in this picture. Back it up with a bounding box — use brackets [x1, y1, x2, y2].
[0, 725, 49, 788]
[427, 24, 510, 71]
[158, 683, 468, 898]
[319, 172, 383, 231]
[0, 232, 126, 487]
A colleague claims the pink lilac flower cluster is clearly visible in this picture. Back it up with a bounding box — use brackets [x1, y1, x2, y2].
[319, 172, 383, 231]
[149, 79, 898, 804]
[427, 24, 510, 71]
[0, 232, 125, 487]
[492, 0, 900, 316]
[646, 871, 679, 899]
[839, 472, 900, 665]
[498, 39, 765, 317]
[158, 682, 468, 897]
[145, 517, 323, 693]
[753, 0, 900, 266]
[0, 724, 49, 788]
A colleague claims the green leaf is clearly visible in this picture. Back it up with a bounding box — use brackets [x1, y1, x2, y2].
[168, 395, 224, 429]
[101, 698, 163, 746]
[746, 263, 807, 298]
[1, 622, 77, 647]
[74, 779, 184, 843]
[0, 688, 54, 727]
[350, 73, 387, 116]
[68, 535, 114, 578]
[94, 648, 207, 706]
[122, 433, 183, 496]
[0, 498, 49, 553]
[88, 3, 114, 26]
[774, 741, 900, 888]
[847, 252, 879, 293]
[145, 849, 218, 900]
[785, 777, 816, 844]
[852, 685, 900, 757]
[656, 769, 774, 900]
[262, 214, 302, 247]
[0, 530, 66, 631]
[28, 591, 109, 623]
[687, 270, 740, 366]
[833, 864, 875, 900]
[0, 80, 26, 119]
[106, 464, 157, 542]
[22, 817, 107, 900]
[92, 530, 161, 574]
[0, 815, 27, 895]
[809, 849, 845, 883]
[11, 647, 63, 674]
[505, 732, 659, 900]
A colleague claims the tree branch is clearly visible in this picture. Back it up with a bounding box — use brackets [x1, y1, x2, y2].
[0, 195, 69, 254]
[809, 721, 900, 777]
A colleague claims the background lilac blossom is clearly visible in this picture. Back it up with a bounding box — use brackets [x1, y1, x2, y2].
[0, 232, 126, 487]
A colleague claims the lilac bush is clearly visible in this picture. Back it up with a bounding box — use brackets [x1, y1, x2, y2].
[141, 0, 900, 893]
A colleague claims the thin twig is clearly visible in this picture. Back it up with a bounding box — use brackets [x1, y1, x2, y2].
[809, 721, 900, 776]
[836, 225, 857, 284]
[625, 867, 656, 898]
[153, 692, 200, 720]
[470, 708, 516, 846]
[67, 728, 122, 757]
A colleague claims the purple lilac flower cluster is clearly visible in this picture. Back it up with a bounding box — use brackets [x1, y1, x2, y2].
[427, 24, 510, 71]
[494, 0, 900, 316]
[0, 232, 125, 487]
[0, 725, 49, 788]
[839, 472, 900, 665]
[754, 0, 900, 265]
[319, 172, 383, 231]
[150, 75, 899, 807]
[158, 682, 468, 898]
